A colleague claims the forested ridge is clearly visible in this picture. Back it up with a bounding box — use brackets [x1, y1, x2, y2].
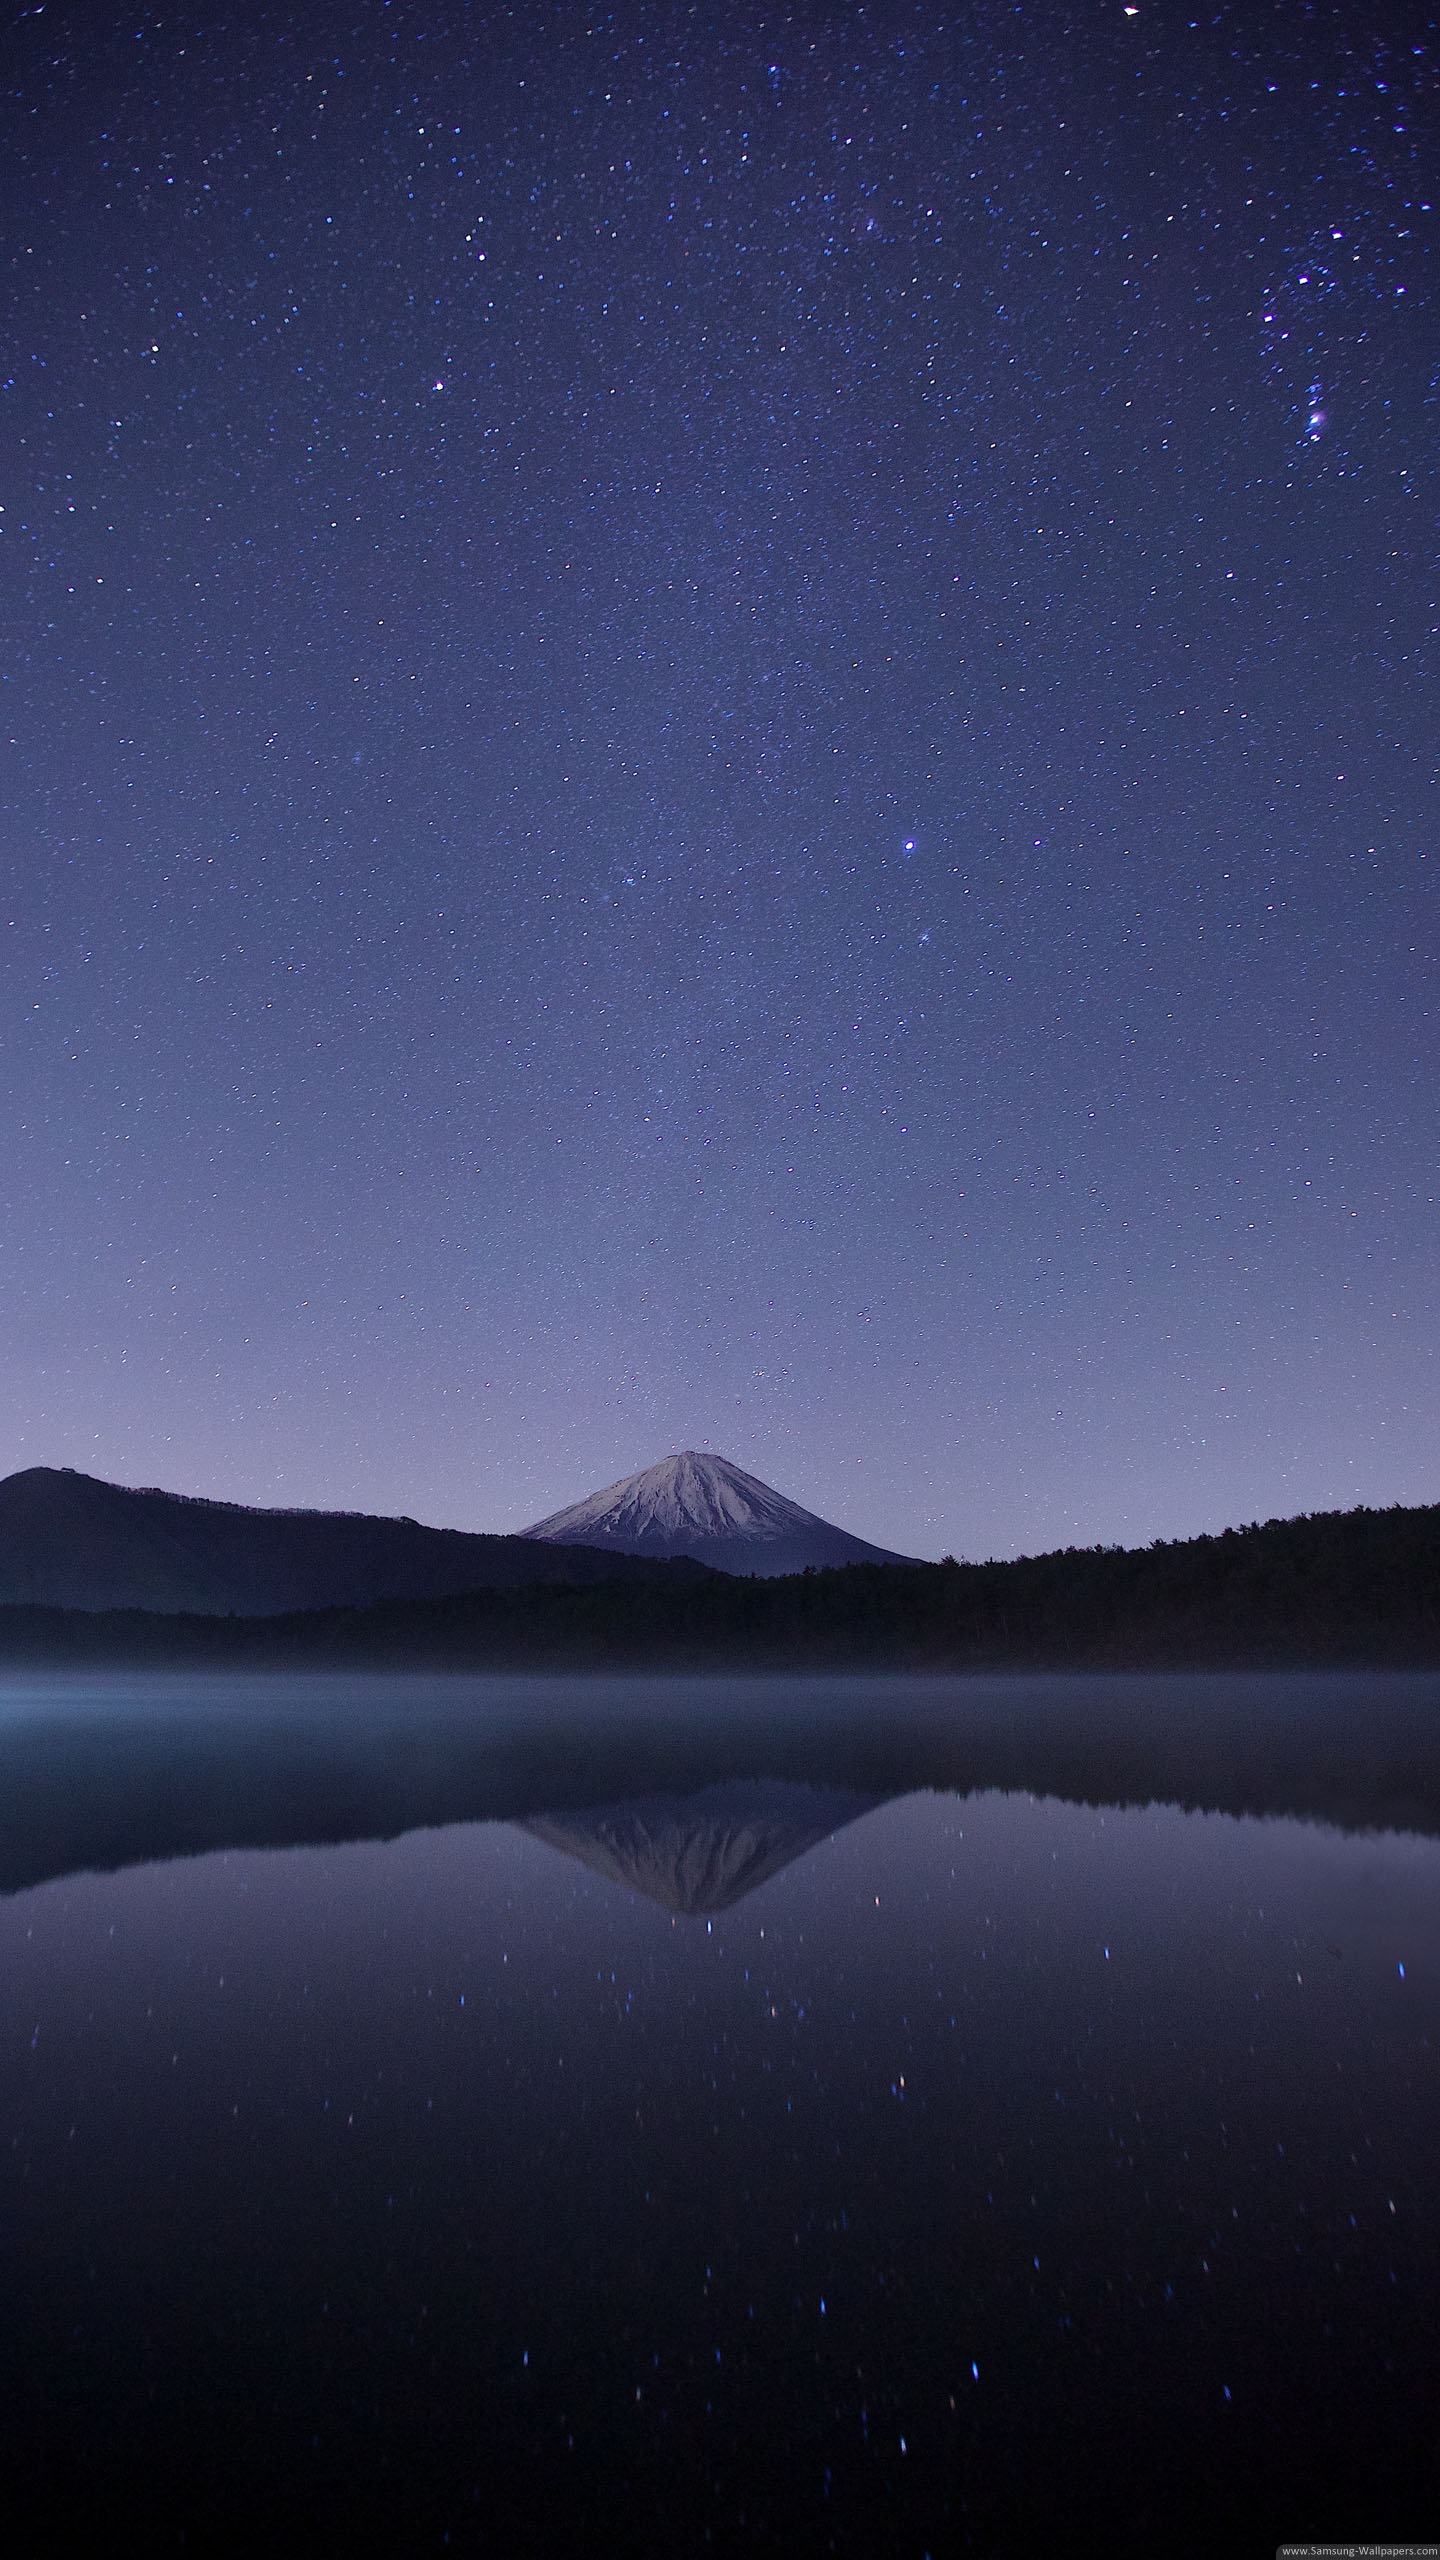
[1, 1500, 1436, 1670]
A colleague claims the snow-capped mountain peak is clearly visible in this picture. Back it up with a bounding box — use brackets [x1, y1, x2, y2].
[522, 1450, 916, 1577]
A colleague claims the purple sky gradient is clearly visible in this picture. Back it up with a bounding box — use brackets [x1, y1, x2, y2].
[2, 0, 1435, 1558]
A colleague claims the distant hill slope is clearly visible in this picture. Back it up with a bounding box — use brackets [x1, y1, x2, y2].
[523, 1448, 919, 1576]
[0, 1466, 710, 1615]
[2, 1499, 1434, 1673]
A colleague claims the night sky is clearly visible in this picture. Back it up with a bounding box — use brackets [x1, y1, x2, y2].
[2, 0, 1435, 1561]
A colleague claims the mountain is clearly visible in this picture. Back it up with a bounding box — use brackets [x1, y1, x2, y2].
[0, 1466, 711, 1617]
[522, 1448, 919, 1576]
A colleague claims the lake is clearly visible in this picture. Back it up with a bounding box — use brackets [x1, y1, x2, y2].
[0, 1672, 1436, 2553]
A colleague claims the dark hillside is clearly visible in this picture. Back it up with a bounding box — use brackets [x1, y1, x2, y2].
[0, 1500, 1434, 1670]
[0, 1467, 712, 1616]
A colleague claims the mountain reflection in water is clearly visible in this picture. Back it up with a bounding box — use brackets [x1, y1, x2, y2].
[0, 1675, 1437, 2557]
[521, 1780, 880, 1913]
[0, 1669, 1437, 1898]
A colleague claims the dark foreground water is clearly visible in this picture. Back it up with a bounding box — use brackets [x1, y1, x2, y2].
[0, 1673, 1436, 2555]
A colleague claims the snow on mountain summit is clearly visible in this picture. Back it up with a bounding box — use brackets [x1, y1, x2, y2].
[528, 1451, 809, 1544]
[522, 1451, 917, 1577]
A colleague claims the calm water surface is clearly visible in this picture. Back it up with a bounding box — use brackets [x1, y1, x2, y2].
[0, 1674, 1436, 2554]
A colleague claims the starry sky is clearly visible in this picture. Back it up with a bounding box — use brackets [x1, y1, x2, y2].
[2, 0, 1435, 1561]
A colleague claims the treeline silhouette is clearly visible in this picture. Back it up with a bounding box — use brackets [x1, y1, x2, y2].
[1, 1500, 1436, 1669]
